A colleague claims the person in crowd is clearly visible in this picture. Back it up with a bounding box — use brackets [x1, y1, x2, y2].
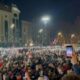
[71, 52, 80, 75]
[61, 74, 80, 80]
[0, 48, 80, 80]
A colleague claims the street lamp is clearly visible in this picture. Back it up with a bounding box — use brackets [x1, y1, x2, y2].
[71, 34, 75, 38]
[39, 29, 43, 33]
[70, 34, 77, 48]
[58, 32, 62, 36]
[41, 15, 50, 45]
[41, 16, 50, 25]
[29, 42, 34, 47]
[57, 32, 65, 45]
[71, 34, 76, 43]
[38, 29, 43, 45]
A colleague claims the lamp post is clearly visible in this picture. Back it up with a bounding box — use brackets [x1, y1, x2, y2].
[71, 34, 77, 43]
[29, 42, 34, 47]
[70, 34, 78, 48]
[41, 15, 50, 45]
[38, 29, 43, 45]
[71, 34, 75, 44]
[57, 32, 65, 45]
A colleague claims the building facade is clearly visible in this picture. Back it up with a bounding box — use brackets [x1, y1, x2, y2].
[21, 21, 32, 46]
[0, 4, 20, 46]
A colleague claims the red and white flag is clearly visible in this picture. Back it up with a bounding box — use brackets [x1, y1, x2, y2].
[53, 38, 58, 45]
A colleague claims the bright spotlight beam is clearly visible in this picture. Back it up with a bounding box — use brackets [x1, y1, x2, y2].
[41, 16, 50, 24]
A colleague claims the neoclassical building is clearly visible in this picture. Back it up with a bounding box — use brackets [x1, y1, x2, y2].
[0, 4, 20, 45]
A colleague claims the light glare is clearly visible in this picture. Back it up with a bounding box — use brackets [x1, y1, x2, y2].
[10, 24, 15, 29]
[39, 29, 43, 33]
[41, 16, 50, 24]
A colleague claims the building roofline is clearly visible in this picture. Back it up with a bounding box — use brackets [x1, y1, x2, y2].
[0, 3, 11, 12]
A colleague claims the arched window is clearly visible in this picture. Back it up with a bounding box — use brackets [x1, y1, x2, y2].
[4, 20, 8, 40]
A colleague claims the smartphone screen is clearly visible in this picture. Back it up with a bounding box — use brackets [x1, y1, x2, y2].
[66, 45, 73, 57]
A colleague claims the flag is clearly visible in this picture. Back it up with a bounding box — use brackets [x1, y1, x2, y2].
[53, 38, 58, 45]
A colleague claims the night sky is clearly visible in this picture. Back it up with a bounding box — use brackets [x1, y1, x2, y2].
[1, 0, 80, 36]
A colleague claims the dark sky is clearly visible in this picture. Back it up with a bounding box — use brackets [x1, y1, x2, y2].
[2, 0, 80, 21]
[2, 0, 80, 36]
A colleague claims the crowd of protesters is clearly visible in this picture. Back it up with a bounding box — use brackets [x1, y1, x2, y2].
[0, 47, 79, 80]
